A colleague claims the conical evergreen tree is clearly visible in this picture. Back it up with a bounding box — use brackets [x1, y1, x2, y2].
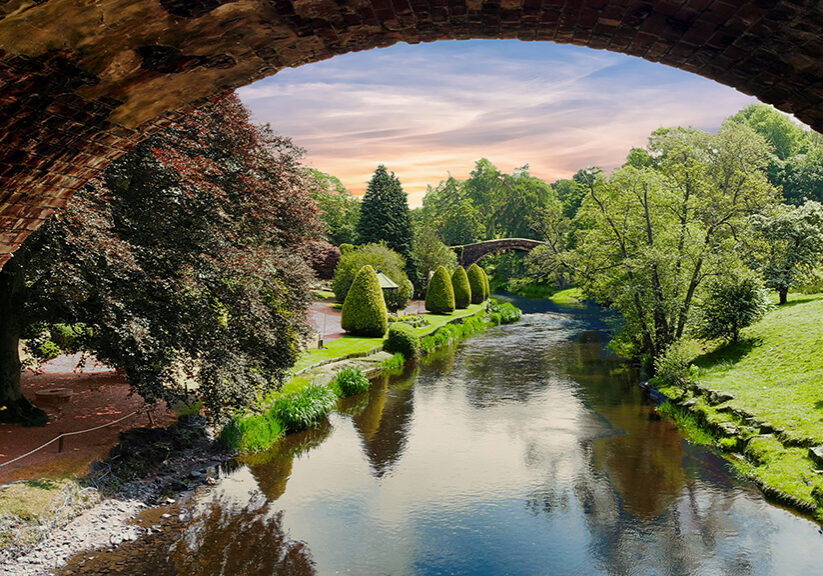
[467, 263, 486, 304]
[451, 267, 471, 309]
[341, 265, 388, 337]
[425, 266, 455, 314]
[357, 165, 418, 287]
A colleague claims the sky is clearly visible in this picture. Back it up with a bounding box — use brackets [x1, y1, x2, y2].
[238, 39, 758, 206]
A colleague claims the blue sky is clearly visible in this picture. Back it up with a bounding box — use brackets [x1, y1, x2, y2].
[239, 40, 757, 205]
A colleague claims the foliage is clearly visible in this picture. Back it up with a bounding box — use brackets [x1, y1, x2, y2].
[505, 277, 554, 299]
[451, 267, 472, 308]
[268, 383, 338, 433]
[378, 352, 406, 372]
[655, 402, 715, 446]
[340, 243, 354, 254]
[571, 121, 778, 368]
[413, 226, 458, 287]
[331, 366, 371, 397]
[693, 273, 772, 343]
[307, 169, 361, 246]
[220, 412, 284, 452]
[748, 201, 823, 304]
[419, 314, 487, 354]
[303, 239, 341, 280]
[7, 94, 318, 423]
[384, 277, 414, 313]
[467, 264, 486, 304]
[730, 104, 807, 161]
[340, 265, 388, 337]
[357, 165, 418, 286]
[652, 339, 699, 388]
[387, 314, 429, 327]
[383, 322, 421, 359]
[425, 266, 456, 314]
[481, 267, 491, 299]
[332, 242, 410, 303]
[487, 300, 521, 325]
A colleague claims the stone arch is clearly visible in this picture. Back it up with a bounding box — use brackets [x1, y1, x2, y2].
[2, 0, 822, 265]
[456, 238, 546, 267]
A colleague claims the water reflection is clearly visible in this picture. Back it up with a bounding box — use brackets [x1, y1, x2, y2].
[60, 296, 823, 575]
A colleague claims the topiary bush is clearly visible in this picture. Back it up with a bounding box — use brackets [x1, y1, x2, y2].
[385, 277, 414, 312]
[467, 264, 486, 304]
[451, 267, 472, 309]
[481, 267, 491, 300]
[383, 322, 421, 358]
[268, 383, 338, 433]
[425, 265, 455, 314]
[341, 265, 388, 336]
[331, 366, 371, 397]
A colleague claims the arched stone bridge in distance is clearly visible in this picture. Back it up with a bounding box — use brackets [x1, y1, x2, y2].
[3, 1, 823, 267]
[454, 238, 546, 267]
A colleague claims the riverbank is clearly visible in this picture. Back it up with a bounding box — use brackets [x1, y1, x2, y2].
[651, 293, 823, 523]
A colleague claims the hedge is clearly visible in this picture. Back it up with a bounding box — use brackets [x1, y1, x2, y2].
[383, 322, 421, 358]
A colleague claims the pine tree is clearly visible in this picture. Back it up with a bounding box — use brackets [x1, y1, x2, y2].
[357, 165, 418, 287]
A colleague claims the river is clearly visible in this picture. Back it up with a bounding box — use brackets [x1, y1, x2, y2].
[60, 296, 823, 575]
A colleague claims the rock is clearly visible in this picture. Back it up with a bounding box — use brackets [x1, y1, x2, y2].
[809, 446, 823, 467]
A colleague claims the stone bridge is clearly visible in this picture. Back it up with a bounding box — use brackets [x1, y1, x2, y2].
[455, 238, 546, 267]
[2, 1, 823, 266]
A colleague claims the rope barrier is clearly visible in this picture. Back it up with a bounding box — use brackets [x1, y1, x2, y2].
[0, 407, 151, 470]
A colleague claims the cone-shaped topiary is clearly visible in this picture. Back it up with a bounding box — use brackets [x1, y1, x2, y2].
[341, 265, 388, 336]
[481, 267, 491, 300]
[425, 265, 455, 314]
[467, 263, 486, 304]
[451, 267, 471, 309]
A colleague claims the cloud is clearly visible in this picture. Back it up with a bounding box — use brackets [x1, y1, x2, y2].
[238, 40, 758, 205]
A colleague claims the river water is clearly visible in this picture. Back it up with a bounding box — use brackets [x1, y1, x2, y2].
[62, 296, 823, 575]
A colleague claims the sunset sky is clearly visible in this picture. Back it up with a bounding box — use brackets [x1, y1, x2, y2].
[238, 39, 758, 206]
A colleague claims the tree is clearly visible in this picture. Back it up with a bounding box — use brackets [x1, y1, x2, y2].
[308, 169, 361, 246]
[341, 266, 388, 337]
[451, 267, 472, 309]
[748, 201, 823, 304]
[331, 243, 410, 304]
[412, 227, 457, 286]
[357, 165, 418, 285]
[304, 240, 341, 280]
[425, 266, 455, 314]
[1, 94, 319, 424]
[694, 273, 771, 343]
[467, 264, 486, 304]
[571, 121, 778, 368]
[730, 104, 806, 161]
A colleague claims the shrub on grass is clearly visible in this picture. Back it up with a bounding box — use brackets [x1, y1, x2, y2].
[468, 264, 486, 304]
[426, 266, 455, 314]
[331, 367, 371, 397]
[383, 323, 421, 358]
[488, 300, 521, 324]
[451, 267, 472, 309]
[694, 273, 772, 343]
[220, 413, 284, 452]
[341, 265, 388, 337]
[653, 339, 699, 387]
[268, 383, 338, 433]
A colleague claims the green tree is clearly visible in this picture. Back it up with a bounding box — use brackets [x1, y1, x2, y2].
[341, 266, 388, 337]
[1, 95, 318, 424]
[308, 169, 360, 246]
[572, 121, 778, 367]
[748, 201, 823, 304]
[694, 273, 771, 343]
[425, 266, 455, 314]
[412, 227, 458, 286]
[730, 104, 806, 160]
[331, 243, 410, 304]
[467, 264, 486, 304]
[357, 165, 417, 284]
[451, 267, 472, 309]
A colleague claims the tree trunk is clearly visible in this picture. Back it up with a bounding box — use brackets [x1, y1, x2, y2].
[0, 253, 47, 426]
[779, 288, 788, 305]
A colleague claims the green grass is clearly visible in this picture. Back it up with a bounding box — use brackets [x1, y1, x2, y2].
[693, 292, 823, 443]
[268, 383, 338, 433]
[656, 402, 716, 445]
[549, 287, 583, 304]
[330, 366, 371, 397]
[312, 289, 336, 299]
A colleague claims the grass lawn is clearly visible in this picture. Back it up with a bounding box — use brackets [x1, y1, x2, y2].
[694, 292, 823, 443]
[294, 303, 485, 373]
[549, 287, 583, 304]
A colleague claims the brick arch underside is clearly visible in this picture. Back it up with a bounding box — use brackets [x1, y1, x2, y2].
[1, 0, 822, 267]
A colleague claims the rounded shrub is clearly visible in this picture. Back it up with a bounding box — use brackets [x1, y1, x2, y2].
[425, 265, 455, 314]
[332, 366, 371, 397]
[451, 267, 472, 309]
[467, 264, 486, 304]
[341, 265, 388, 336]
[385, 277, 414, 312]
[383, 322, 421, 358]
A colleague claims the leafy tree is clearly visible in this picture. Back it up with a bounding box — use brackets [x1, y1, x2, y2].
[304, 240, 341, 280]
[425, 266, 455, 314]
[340, 266, 388, 337]
[331, 243, 410, 304]
[552, 178, 587, 219]
[467, 264, 486, 304]
[571, 121, 778, 368]
[694, 273, 771, 343]
[748, 201, 823, 304]
[308, 169, 360, 246]
[440, 199, 485, 245]
[357, 165, 418, 285]
[730, 104, 806, 160]
[772, 140, 823, 205]
[412, 227, 457, 287]
[1, 94, 318, 424]
[451, 267, 472, 309]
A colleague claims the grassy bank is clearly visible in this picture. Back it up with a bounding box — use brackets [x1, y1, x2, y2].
[224, 300, 522, 452]
[653, 293, 823, 522]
